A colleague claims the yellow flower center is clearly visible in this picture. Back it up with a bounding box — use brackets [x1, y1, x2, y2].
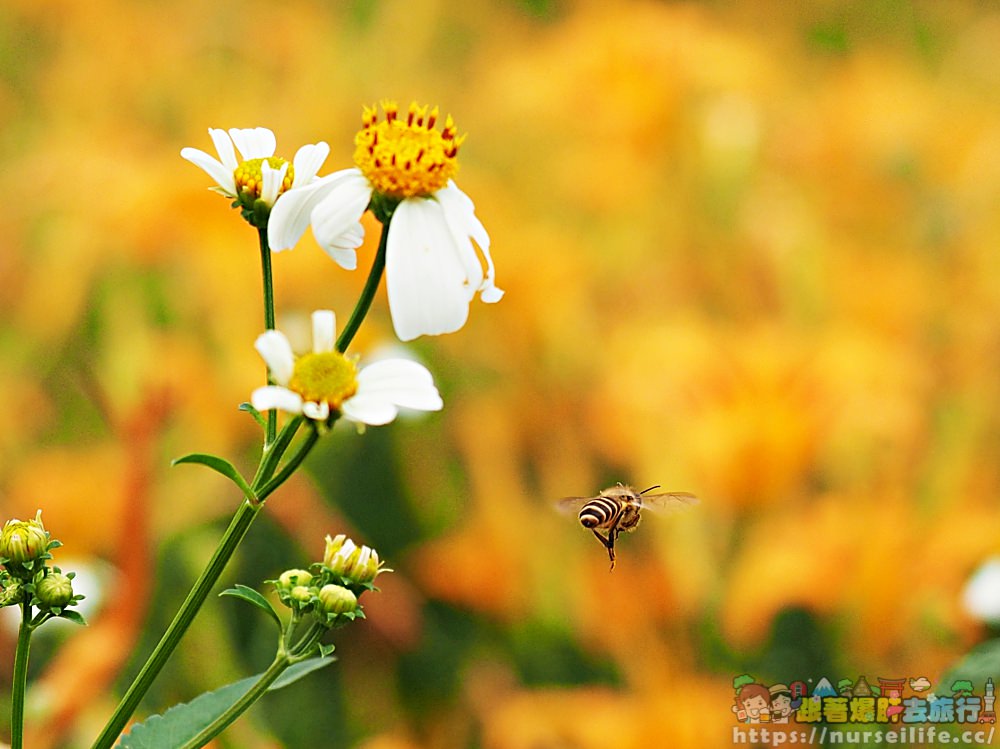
[287, 352, 358, 409]
[354, 100, 464, 199]
[233, 157, 294, 200]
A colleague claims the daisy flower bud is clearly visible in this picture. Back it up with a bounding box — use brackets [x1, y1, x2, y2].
[0, 511, 50, 570]
[35, 571, 75, 610]
[316, 584, 358, 617]
[322, 534, 388, 586]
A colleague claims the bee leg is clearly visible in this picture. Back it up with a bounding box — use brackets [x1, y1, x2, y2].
[591, 529, 617, 571]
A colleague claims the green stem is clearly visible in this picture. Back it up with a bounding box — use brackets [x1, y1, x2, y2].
[258, 226, 277, 447]
[180, 653, 290, 749]
[89, 501, 260, 749]
[91, 420, 320, 749]
[180, 623, 326, 749]
[336, 221, 389, 353]
[10, 602, 31, 749]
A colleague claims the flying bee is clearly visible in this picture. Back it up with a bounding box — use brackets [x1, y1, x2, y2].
[558, 483, 698, 571]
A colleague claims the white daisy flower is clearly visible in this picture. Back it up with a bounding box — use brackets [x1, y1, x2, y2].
[181, 127, 330, 215]
[267, 101, 503, 342]
[251, 310, 443, 426]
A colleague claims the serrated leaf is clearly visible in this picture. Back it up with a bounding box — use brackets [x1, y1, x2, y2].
[117, 657, 335, 748]
[220, 585, 281, 630]
[172, 454, 257, 502]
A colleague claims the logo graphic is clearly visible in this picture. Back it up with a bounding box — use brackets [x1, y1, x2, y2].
[731, 674, 997, 726]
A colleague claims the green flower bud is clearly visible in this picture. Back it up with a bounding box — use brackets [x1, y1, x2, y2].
[0, 579, 24, 607]
[316, 584, 358, 616]
[0, 511, 49, 568]
[35, 572, 74, 609]
[290, 585, 313, 604]
[278, 569, 313, 589]
[322, 534, 387, 586]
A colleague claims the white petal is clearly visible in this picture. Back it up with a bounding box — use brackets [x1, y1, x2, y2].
[268, 169, 358, 252]
[180, 147, 236, 196]
[436, 182, 504, 303]
[291, 142, 330, 186]
[964, 557, 1000, 622]
[356, 359, 443, 411]
[340, 395, 398, 426]
[260, 161, 288, 206]
[229, 127, 276, 160]
[386, 198, 470, 341]
[310, 171, 372, 262]
[311, 310, 336, 353]
[254, 330, 295, 385]
[318, 223, 363, 270]
[302, 401, 330, 421]
[252, 386, 303, 414]
[208, 128, 238, 171]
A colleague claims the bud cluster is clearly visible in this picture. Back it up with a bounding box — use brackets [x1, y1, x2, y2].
[0, 512, 85, 623]
[269, 534, 389, 628]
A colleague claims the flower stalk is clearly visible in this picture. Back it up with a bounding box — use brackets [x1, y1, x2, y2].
[10, 602, 32, 749]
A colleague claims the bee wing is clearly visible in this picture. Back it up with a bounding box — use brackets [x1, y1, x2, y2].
[637, 492, 699, 513]
[556, 496, 596, 514]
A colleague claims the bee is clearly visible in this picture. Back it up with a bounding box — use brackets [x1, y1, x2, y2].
[558, 483, 698, 571]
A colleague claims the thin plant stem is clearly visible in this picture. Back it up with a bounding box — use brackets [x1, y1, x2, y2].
[336, 221, 389, 353]
[89, 501, 260, 749]
[180, 623, 327, 749]
[258, 226, 278, 447]
[10, 602, 31, 749]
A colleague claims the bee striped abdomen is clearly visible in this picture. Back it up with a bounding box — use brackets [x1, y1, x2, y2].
[578, 497, 623, 529]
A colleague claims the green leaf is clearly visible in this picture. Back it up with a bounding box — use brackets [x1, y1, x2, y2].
[116, 657, 335, 749]
[172, 454, 257, 503]
[59, 610, 87, 626]
[942, 638, 1000, 694]
[238, 402, 267, 429]
[220, 585, 281, 630]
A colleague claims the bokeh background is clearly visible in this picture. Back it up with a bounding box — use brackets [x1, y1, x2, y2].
[3, 0, 1000, 746]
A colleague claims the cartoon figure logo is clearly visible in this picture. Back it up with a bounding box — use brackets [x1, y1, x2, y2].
[730, 674, 998, 725]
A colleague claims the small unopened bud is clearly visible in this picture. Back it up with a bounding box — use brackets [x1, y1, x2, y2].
[290, 585, 313, 604]
[0, 511, 49, 568]
[35, 572, 74, 609]
[316, 584, 358, 616]
[278, 569, 313, 589]
[322, 534, 387, 586]
[0, 580, 24, 607]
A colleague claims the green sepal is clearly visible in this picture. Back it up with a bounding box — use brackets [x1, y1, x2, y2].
[317, 642, 336, 658]
[172, 454, 258, 503]
[239, 402, 267, 430]
[220, 585, 281, 631]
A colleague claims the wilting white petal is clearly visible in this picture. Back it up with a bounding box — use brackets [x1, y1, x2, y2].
[291, 142, 330, 187]
[302, 401, 330, 421]
[260, 161, 289, 207]
[252, 386, 303, 414]
[964, 557, 1000, 622]
[180, 147, 237, 196]
[436, 182, 503, 303]
[311, 310, 336, 354]
[268, 169, 358, 252]
[319, 223, 363, 270]
[229, 127, 276, 160]
[310, 170, 372, 265]
[386, 198, 470, 341]
[254, 330, 295, 385]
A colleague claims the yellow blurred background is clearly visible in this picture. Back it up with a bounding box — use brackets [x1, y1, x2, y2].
[3, 0, 1000, 746]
